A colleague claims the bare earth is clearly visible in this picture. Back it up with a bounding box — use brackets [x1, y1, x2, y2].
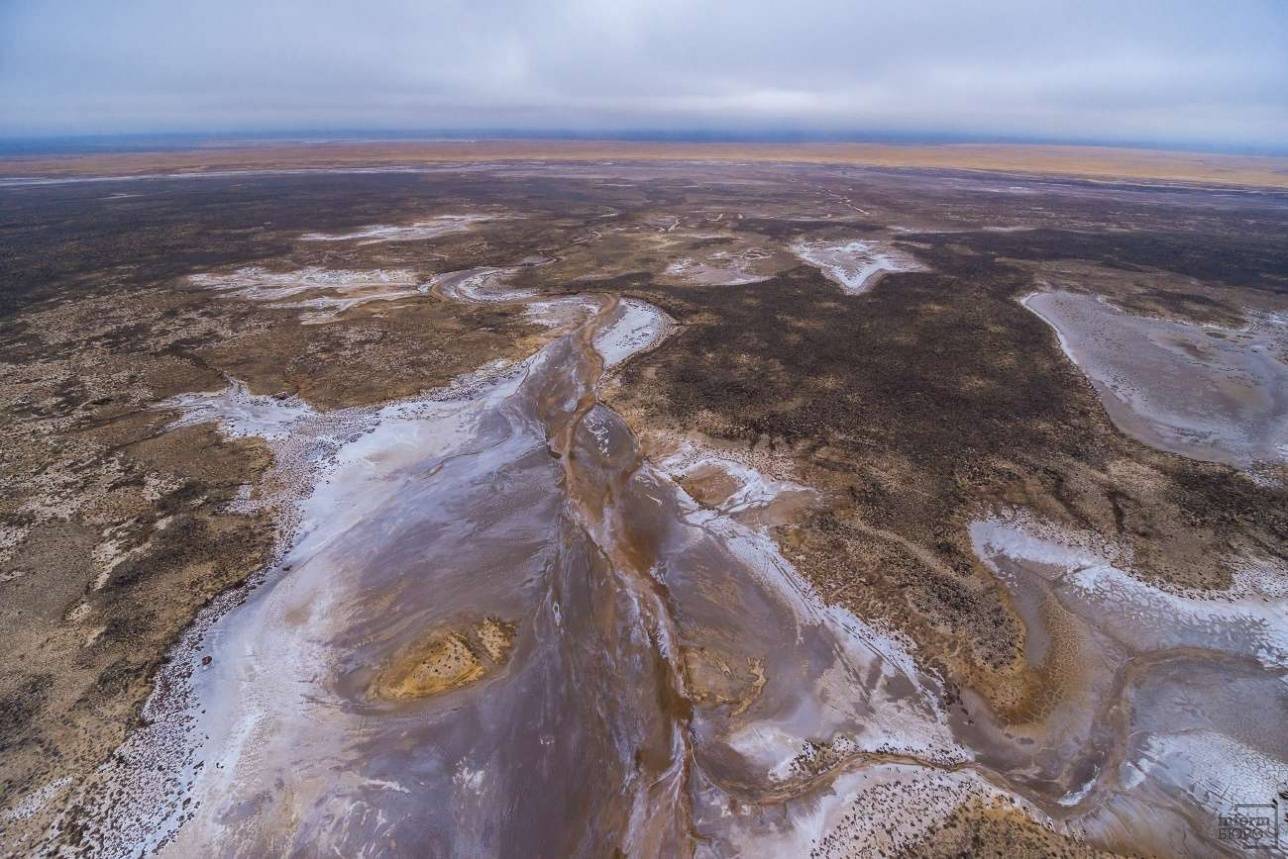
[1, 143, 1286, 858]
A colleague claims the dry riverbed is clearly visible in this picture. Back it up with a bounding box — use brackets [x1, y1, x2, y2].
[2, 156, 1287, 857]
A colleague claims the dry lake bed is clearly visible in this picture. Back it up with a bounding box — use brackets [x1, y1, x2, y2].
[2, 147, 1287, 857]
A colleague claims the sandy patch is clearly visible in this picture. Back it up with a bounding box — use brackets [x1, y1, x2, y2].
[371, 618, 516, 700]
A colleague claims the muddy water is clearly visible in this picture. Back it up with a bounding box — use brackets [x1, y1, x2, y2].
[143, 273, 1288, 858]
[157, 280, 966, 858]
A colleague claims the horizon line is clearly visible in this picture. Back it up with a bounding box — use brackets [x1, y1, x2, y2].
[2, 129, 1286, 159]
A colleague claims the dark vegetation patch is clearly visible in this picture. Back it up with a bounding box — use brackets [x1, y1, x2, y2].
[733, 217, 886, 238]
[622, 259, 1085, 540]
[0, 673, 53, 751]
[0, 170, 648, 318]
[916, 228, 1288, 293]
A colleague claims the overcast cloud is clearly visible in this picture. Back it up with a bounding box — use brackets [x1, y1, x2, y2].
[2, 0, 1285, 149]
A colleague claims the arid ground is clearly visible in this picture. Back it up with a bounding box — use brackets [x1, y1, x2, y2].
[2, 145, 1286, 858]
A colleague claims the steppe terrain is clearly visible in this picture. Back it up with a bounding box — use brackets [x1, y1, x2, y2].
[1, 145, 1286, 857]
[4, 140, 1288, 189]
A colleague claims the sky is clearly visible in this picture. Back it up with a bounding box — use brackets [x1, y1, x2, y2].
[2, 0, 1286, 151]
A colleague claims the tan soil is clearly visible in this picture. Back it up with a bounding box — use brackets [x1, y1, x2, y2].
[5, 140, 1288, 189]
[371, 619, 516, 700]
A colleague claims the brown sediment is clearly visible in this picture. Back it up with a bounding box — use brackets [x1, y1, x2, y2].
[681, 649, 767, 716]
[371, 618, 516, 700]
[475, 616, 518, 662]
[676, 466, 744, 509]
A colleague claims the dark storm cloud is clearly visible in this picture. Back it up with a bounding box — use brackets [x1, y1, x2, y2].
[2, 0, 1285, 148]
